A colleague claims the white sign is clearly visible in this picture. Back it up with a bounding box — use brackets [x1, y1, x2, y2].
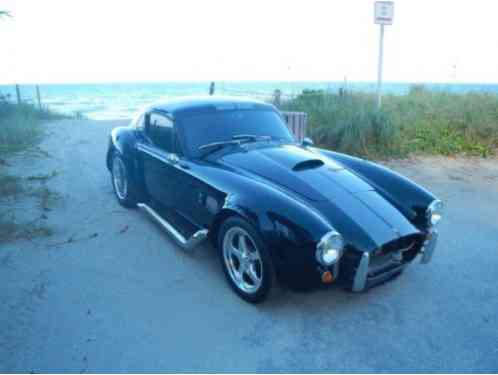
[374, 1, 394, 25]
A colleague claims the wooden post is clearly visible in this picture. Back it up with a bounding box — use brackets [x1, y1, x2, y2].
[209, 82, 215, 95]
[273, 89, 282, 107]
[15, 84, 21, 104]
[281, 111, 307, 142]
[36, 85, 42, 110]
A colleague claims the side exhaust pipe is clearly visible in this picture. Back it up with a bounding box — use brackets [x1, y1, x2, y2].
[137, 203, 208, 250]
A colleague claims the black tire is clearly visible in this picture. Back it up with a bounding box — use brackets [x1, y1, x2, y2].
[218, 216, 276, 303]
[110, 152, 139, 208]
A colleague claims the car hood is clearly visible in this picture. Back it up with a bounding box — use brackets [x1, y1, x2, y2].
[220, 144, 420, 250]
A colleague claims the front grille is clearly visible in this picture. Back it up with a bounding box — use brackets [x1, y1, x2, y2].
[368, 252, 401, 277]
[377, 233, 424, 263]
[340, 233, 425, 290]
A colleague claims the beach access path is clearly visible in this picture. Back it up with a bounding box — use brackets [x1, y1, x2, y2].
[1, 119, 498, 372]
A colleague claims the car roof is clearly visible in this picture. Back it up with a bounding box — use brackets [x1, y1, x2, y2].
[148, 96, 275, 117]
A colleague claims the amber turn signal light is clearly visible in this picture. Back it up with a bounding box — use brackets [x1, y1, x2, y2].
[321, 271, 334, 284]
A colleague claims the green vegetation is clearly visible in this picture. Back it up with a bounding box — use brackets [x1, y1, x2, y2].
[280, 87, 498, 158]
[0, 172, 23, 197]
[0, 169, 59, 244]
[0, 97, 64, 156]
[0, 95, 63, 243]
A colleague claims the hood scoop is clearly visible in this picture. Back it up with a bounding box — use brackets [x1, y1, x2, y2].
[293, 159, 324, 171]
[220, 145, 345, 201]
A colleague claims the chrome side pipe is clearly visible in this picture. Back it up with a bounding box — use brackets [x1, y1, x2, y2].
[137, 203, 208, 250]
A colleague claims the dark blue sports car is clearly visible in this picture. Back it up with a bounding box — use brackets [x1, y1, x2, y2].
[106, 96, 443, 303]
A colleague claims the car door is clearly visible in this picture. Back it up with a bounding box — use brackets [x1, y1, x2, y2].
[138, 111, 219, 231]
[137, 111, 180, 209]
[168, 148, 225, 230]
[173, 159, 223, 229]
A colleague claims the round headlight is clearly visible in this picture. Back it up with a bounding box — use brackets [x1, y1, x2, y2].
[316, 231, 344, 266]
[427, 199, 444, 227]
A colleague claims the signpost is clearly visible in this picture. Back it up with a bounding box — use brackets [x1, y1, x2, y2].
[374, 1, 394, 109]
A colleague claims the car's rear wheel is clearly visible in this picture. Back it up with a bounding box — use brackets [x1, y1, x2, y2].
[111, 153, 138, 208]
[218, 216, 275, 303]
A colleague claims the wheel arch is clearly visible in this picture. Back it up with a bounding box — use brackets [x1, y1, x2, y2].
[106, 141, 117, 171]
[208, 186, 331, 260]
[107, 126, 147, 202]
[209, 207, 251, 247]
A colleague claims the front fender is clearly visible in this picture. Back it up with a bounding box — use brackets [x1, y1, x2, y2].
[215, 188, 332, 282]
[316, 148, 436, 227]
[221, 190, 331, 247]
[204, 167, 333, 270]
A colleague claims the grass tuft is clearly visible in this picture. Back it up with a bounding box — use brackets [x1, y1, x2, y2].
[0, 98, 65, 156]
[0, 174, 60, 243]
[0, 173, 23, 197]
[26, 170, 58, 182]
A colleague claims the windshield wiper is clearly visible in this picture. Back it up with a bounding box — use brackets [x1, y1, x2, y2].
[232, 134, 272, 143]
[198, 135, 273, 158]
[198, 140, 241, 157]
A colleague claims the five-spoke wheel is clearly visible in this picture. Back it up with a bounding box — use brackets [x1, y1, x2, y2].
[110, 152, 139, 208]
[112, 156, 128, 201]
[218, 216, 275, 303]
[223, 227, 263, 294]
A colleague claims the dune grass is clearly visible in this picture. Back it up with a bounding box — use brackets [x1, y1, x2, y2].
[0, 98, 65, 243]
[280, 87, 498, 158]
[0, 98, 65, 156]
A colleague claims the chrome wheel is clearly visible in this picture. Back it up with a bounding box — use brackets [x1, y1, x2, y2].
[112, 156, 128, 200]
[222, 227, 263, 294]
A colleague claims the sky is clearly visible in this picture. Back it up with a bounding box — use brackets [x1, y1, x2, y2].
[1, 0, 497, 84]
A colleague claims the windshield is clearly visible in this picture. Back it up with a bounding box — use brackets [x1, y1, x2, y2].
[179, 109, 295, 157]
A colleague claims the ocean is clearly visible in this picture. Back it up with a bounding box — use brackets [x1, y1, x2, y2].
[1, 81, 498, 120]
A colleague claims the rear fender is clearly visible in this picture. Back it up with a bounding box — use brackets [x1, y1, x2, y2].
[107, 126, 145, 194]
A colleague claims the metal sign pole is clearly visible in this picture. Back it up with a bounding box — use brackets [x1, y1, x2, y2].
[374, 1, 393, 110]
[376, 23, 385, 110]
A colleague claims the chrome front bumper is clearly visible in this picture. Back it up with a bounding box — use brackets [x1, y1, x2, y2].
[420, 228, 438, 264]
[352, 229, 438, 292]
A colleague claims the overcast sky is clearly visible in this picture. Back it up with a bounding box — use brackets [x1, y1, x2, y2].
[1, 0, 497, 84]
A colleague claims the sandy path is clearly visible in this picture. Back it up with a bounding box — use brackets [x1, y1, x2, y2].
[1, 119, 498, 372]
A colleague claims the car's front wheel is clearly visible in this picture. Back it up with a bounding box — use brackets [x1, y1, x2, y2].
[111, 152, 139, 208]
[218, 216, 275, 303]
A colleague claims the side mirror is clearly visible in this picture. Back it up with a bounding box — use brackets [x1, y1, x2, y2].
[302, 137, 314, 147]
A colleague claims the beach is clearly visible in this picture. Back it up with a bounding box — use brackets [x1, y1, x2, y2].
[2, 81, 498, 120]
[1, 118, 497, 372]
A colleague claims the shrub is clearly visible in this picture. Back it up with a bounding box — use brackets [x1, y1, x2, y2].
[280, 89, 498, 158]
[0, 97, 64, 155]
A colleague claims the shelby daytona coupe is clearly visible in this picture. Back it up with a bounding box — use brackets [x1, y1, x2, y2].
[106, 96, 443, 303]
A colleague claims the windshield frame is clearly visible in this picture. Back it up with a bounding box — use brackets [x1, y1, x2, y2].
[175, 107, 295, 159]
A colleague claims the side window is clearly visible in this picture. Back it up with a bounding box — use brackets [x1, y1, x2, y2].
[148, 113, 174, 153]
[134, 114, 145, 129]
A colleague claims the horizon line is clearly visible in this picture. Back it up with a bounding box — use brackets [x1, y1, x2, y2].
[2, 80, 498, 86]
